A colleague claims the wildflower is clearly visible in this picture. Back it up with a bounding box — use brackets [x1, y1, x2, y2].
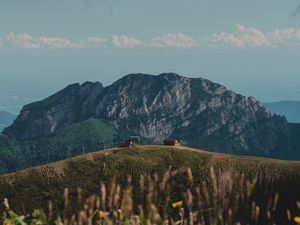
[98, 210, 108, 219]
[294, 217, 300, 224]
[172, 201, 183, 208]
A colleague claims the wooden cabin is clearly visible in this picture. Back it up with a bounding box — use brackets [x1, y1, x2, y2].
[163, 139, 182, 147]
[124, 139, 134, 148]
[123, 136, 140, 148]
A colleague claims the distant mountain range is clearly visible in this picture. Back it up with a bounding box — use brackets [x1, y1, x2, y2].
[265, 101, 300, 124]
[1, 73, 300, 173]
[0, 111, 16, 132]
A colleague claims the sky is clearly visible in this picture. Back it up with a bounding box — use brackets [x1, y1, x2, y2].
[0, 0, 300, 113]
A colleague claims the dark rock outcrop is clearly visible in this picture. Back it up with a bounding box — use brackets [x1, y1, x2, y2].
[3, 73, 296, 158]
[4, 81, 104, 140]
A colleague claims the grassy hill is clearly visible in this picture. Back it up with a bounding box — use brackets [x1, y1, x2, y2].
[1, 145, 300, 224]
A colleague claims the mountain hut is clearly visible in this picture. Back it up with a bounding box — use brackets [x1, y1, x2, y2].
[163, 139, 182, 147]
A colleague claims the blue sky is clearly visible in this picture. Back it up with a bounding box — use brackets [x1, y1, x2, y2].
[0, 0, 300, 113]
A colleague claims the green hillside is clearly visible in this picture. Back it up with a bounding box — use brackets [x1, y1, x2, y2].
[1, 145, 300, 224]
[0, 118, 122, 173]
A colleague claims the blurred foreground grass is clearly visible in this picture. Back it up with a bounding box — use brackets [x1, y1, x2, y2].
[2, 166, 300, 225]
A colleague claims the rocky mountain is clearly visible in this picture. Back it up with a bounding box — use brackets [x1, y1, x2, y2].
[3, 73, 298, 159]
[0, 111, 16, 132]
[265, 101, 300, 123]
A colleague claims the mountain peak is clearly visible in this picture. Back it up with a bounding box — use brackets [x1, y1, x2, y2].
[3, 73, 293, 159]
[158, 72, 182, 78]
[114, 73, 186, 84]
[81, 81, 103, 87]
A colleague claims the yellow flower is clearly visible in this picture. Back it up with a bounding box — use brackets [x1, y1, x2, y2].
[172, 201, 183, 208]
[294, 217, 300, 224]
[98, 210, 107, 219]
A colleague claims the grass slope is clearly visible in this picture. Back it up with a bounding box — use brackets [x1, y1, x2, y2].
[0, 145, 300, 219]
[0, 118, 121, 173]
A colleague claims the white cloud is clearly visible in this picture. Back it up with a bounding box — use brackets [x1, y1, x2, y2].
[150, 33, 198, 48]
[4, 26, 300, 50]
[6, 32, 80, 49]
[38, 37, 80, 49]
[203, 24, 273, 48]
[203, 25, 300, 48]
[111, 35, 145, 48]
[81, 37, 108, 47]
[6, 32, 109, 49]
[7, 32, 41, 49]
[270, 28, 300, 45]
[73, 37, 108, 48]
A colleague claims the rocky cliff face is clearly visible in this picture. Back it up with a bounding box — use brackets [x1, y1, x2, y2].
[4, 81, 104, 140]
[3, 73, 294, 158]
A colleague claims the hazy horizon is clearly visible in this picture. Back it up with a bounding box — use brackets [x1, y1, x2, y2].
[1, 0, 300, 113]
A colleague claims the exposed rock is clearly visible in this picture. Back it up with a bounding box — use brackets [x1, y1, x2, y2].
[3, 73, 295, 158]
[4, 81, 104, 140]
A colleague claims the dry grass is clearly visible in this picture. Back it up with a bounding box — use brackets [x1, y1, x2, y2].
[1, 146, 300, 224]
[2, 166, 300, 225]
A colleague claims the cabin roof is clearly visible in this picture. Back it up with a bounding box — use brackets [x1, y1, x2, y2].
[164, 138, 181, 142]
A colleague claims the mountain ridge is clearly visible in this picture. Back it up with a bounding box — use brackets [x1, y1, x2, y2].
[265, 101, 300, 123]
[2, 73, 298, 161]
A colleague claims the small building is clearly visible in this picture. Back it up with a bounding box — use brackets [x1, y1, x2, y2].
[124, 139, 134, 148]
[163, 139, 182, 147]
[122, 136, 140, 148]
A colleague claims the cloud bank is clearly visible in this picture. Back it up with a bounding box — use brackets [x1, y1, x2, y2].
[4, 25, 300, 49]
[204, 24, 300, 48]
[204, 24, 273, 48]
[150, 33, 198, 48]
[6, 32, 108, 49]
[270, 28, 300, 45]
[111, 35, 145, 48]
